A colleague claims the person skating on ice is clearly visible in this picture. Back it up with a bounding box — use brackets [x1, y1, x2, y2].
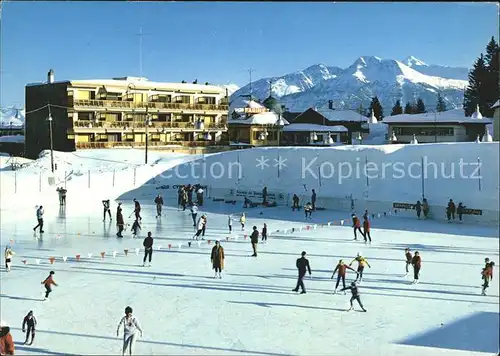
[331, 259, 358, 294]
[457, 202, 465, 223]
[142, 232, 153, 267]
[193, 216, 206, 240]
[422, 198, 429, 219]
[404, 248, 413, 276]
[240, 213, 246, 230]
[33, 206, 44, 234]
[4, 245, 14, 272]
[22, 311, 37, 345]
[350, 252, 371, 283]
[293, 251, 311, 294]
[415, 200, 422, 219]
[211, 240, 225, 278]
[411, 251, 422, 284]
[362, 216, 372, 243]
[446, 199, 455, 223]
[41, 271, 58, 301]
[304, 202, 313, 220]
[311, 189, 316, 211]
[261, 223, 268, 243]
[117, 306, 143, 356]
[190, 203, 198, 227]
[227, 214, 233, 233]
[102, 200, 112, 222]
[292, 194, 300, 211]
[250, 226, 259, 257]
[154, 194, 164, 218]
[351, 214, 365, 241]
[131, 219, 141, 238]
[201, 214, 207, 237]
[341, 281, 367, 312]
[481, 260, 494, 296]
[116, 203, 125, 238]
[0, 320, 15, 355]
[132, 199, 142, 221]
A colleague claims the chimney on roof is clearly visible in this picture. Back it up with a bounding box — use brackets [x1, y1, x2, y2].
[328, 100, 334, 110]
[47, 69, 54, 84]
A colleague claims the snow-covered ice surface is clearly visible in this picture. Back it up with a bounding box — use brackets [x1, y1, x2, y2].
[0, 149, 499, 355]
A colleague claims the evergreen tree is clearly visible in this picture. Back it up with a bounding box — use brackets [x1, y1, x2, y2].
[415, 98, 426, 114]
[368, 96, 384, 120]
[390, 100, 403, 115]
[484, 36, 499, 117]
[463, 54, 489, 116]
[404, 102, 413, 114]
[436, 93, 447, 112]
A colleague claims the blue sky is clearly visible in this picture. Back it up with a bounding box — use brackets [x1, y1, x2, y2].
[1, 2, 498, 107]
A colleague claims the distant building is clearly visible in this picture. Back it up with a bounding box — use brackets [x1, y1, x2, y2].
[492, 100, 500, 141]
[24, 70, 229, 158]
[383, 107, 492, 144]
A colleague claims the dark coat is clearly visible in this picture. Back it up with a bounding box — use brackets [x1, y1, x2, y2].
[211, 245, 224, 270]
[296, 257, 311, 276]
[116, 207, 124, 225]
[250, 230, 259, 244]
[143, 236, 153, 249]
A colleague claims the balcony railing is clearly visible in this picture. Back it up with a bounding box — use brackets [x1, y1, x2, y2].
[73, 99, 228, 112]
[73, 120, 227, 130]
[75, 140, 228, 149]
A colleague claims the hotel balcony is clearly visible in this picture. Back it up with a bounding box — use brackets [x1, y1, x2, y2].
[72, 120, 227, 131]
[75, 140, 225, 149]
[72, 99, 228, 112]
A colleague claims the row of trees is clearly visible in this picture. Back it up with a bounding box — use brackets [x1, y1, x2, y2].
[362, 94, 447, 121]
[463, 36, 499, 117]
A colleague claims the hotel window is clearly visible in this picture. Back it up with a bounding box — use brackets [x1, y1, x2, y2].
[393, 127, 454, 137]
[151, 134, 161, 141]
[173, 95, 190, 104]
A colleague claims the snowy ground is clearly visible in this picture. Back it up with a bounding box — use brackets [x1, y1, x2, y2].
[0, 149, 499, 356]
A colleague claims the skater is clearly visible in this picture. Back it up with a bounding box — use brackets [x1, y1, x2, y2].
[190, 203, 198, 227]
[177, 186, 183, 209]
[304, 202, 313, 220]
[350, 252, 371, 282]
[33, 206, 44, 234]
[404, 248, 413, 276]
[117, 306, 143, 356]
[201, 214, 207, 237]
[422, 198, 429, 219]
[131, 219, 141, 237]
[22, 311, 37, 345]
[193, 216, 205, 240]
[132, 199, 142, 221]
[181, 187, 188, 211]
[293, 251, 311, 294]
[292, 194, 300, 211]
[196, 186, 204, 206]
[240, 213, 246, 230]
[142, 232, 153, 267]
[0, 320, 14, 355]
[457, 202, 465, 222]
[411, 251, 422, 284]
[56, 187, 67, 205]
[446, 199, 456, 222]
[363, 209, 368, 220]
[481, 260, 495, 296]
[341, 282, 367, 312]
[261, 223, 268, 242]
[415, 200, 422, 219]
[154, 194, 163, 218]
[311, 189, 316, 211]
[362, 216, 371, 242]
[4, 245, 14, 272]
[351, 214, 364, 240]
[41, 271, 57, 301]
[228, 214, 233, 233]
[210, 240, 225, 278]
[116, 203, 125, 238]
[331, 259, 357, 293]
[103, 199, 112, 221]
[262, 186, 268, 205]
[250, 226, 259, 257]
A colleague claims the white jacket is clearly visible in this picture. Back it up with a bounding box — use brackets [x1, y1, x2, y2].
[36, 208, 44, 219]
[191, 205, 198, 214]
[197, 218, 205, 230]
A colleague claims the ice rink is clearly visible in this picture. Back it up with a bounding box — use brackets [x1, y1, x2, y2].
[1, 194, 499, 355]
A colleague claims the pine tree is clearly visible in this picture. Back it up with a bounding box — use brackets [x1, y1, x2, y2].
[484, 36, 499, 117]
[415, 98, 426, 114]
[404, 102, 413, 114]
[368, 96, 384, 120]
[436, 93, 447, 112]
[463, 54, 489, 116]
[391, 100, 403, 116]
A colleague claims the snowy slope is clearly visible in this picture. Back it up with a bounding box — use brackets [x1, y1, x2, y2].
[403, 56, 469, 81]
[280, 57, 467, 112]
[0, 107, 25, 129]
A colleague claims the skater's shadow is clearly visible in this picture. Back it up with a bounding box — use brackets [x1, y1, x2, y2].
[228, 300, 346, 312]
[13, 342, 79, 355]
[364, 284, 497, 298]
[1, 294, 41, 302]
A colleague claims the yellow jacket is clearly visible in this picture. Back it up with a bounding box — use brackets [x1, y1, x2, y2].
[350, 256, 370, 268]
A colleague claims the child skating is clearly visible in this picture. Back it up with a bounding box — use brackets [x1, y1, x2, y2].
[41, 271, 58, 301]
[240, 213, 246, 230]
[22, 311, 37, 345]
[340, 281, 367, 312]
[4, 245, 14, 272]
[349, 252, 371, 283]
[117, 306, 143, 356]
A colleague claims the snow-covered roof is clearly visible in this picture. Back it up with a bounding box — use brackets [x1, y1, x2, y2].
[0, 135, 24, 143]
[27, 77, 227, 94]
[283, 123, 347, 133]
[228, 111, 289, 126]
[491, 100, 500, 109]
[383, 109, 492, 124]
[313, 109, 367, 122]
[367, 110, 378, 124]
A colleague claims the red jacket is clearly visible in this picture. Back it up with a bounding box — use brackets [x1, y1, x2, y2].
[412, 255, 421, 268]
[0, 327, 14, 355]
[352, 217, 360, 228]
[363, 220, 370, 231]
[482, 265, 493, 280]
[42, 275, 56, 287]
[333, 263, 355, 277]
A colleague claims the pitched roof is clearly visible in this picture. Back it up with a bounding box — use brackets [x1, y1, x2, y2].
[227, 111, 289, 126]
[383, 109, 492, 124]
[283, 123, 347, 132]
[491, 100, 500, 109]
[296, 108, 367, 122]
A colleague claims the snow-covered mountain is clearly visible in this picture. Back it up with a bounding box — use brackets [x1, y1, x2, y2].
[0, 107, 25, 129]
[402, 56, 469, 80]
[231, 56, 469, 113]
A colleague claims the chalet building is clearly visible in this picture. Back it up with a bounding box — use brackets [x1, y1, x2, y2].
[24, 70, 229, 159]
[383, 106, 493, 144]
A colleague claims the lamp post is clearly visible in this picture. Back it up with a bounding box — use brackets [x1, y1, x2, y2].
[47, 107, 55, 173]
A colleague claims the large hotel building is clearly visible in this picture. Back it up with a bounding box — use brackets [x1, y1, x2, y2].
[25, 70, 229, 158]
